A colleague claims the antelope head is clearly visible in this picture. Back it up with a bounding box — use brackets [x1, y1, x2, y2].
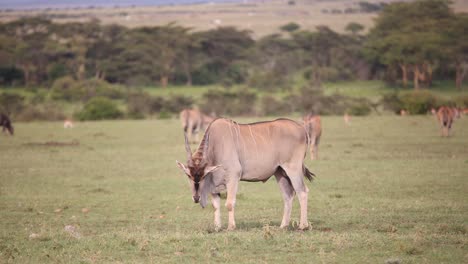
[176, 133, 220, 208]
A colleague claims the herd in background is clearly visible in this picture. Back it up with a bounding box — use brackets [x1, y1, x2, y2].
[0, 105, 466, 139]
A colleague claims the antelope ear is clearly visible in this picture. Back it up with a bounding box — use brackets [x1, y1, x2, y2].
[176, 160, 191, 176]
[204, 165, 221, 176]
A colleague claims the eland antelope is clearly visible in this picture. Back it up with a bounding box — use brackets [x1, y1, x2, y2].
[437, 106, 455, 137]
[303, 114, 322, 160]
[179, 108, 215, 143]
[0, 113, 13, 135]
[176, 118, 315, 231]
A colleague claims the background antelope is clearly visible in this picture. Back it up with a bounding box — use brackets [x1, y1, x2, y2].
[437, 106, 455, 137]
[0, 113, 14, 135]
[303, 114, 322, 160]
[179, 108, 215, 143]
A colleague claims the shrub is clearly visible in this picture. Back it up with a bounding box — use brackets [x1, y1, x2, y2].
[348, 100, 372, 116]
[126, 91, 153, 117]
[454, 95, 468, 108]
[381, 91, 442, 115]
[75, 97, 123, 121]
[51, 77, 125, 102]
[287, 85, 372, 115]
[15, 103, 65, 122]
[399, 91, 441, 115]
[0, 93, 25, 115]
[163, 95, 194, 113]
[200, 88, 257, 116]
[260, 95, 291, 116]
[380, 93, 403, 114]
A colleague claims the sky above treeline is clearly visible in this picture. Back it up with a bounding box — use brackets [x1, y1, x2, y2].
[0, 0, 239, 9]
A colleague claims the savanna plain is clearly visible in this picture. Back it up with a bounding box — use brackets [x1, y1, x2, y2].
[0, 115, 467, 263]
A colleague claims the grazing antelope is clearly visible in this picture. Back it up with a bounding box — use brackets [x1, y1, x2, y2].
[0, 113, 14, 135]
[452, 107, 461, 119]
[64, 119, 74, 128]
[437, 106, 455, 137]
[176, 118, 315, 231]
[179, 108, 215, 143]
[302, 114, 322, 160]
[343, 112, 351, 125]
[400, 109, 408, 116]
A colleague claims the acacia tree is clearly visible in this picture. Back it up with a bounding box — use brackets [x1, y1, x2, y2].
[293, 26, 344, 87]
[365, 0, 455, 89]
[0, 17, 54, 86]
[197, 27, 254, 84]
[446, 14, 468, 90]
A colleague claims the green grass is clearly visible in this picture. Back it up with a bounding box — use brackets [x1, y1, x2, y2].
[1, 115, 467, 263]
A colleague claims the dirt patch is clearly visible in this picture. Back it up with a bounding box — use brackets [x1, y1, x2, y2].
[24, 140, 80, 147]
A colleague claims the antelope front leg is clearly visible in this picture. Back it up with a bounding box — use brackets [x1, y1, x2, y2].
[211, 193, 221, 231]
[298, 187, 310, 230]
[225, 178, 239, 231]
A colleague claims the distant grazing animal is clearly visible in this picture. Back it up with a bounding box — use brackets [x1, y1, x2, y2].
[303, 114, 322, 160]
[0, 113, 14, 135]
[179, 109, 215, 143]
[64, 119, 74, 128]
[343, 112, 351, 125]
[452, 107, 461, 119]
[437, 106, 455, 137]
[176, 118, 314, 231]
[400, 109, 408, 116]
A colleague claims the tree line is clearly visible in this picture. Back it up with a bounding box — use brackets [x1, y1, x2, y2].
[0, 0, 466, 90]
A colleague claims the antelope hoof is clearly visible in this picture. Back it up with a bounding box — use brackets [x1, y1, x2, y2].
[298, 224, 309, 231]
[227, 225, 236, 231]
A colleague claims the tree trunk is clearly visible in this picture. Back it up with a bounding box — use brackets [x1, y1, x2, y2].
[78, 63, 85, 81]
[425, 63, 433, 87]
[456, 62, 467, 90]
[413, 65, 420, 90]
[160, 75, 168, 88]
[184, 64, 192, 86]
[399, 63, 408, 87]
[21, 64, 30, 87]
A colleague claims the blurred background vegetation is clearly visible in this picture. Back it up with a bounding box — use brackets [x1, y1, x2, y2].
[0, 0, 467, 120]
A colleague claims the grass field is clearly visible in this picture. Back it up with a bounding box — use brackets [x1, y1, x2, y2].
[0, 115, 467, 263]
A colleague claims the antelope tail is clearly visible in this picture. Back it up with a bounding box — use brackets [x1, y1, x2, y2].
[303, 165, 315, 182]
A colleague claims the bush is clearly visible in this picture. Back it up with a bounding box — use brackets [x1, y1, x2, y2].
[287, 85, 372, 115]
[0, 93, 25, 115]
[51, 77, 125, 102]
[126, 91, 153, 117]
[454, 95, 468, 108]
[348, 100, 372, 116]
[163, 95, 194, 113]
[75, 97, 123, 121]
[15, 102, 65, 122]
[381, 91, 442, 115]
[200, 88, 257, 116]
[380, 93, 403, 114]
[260, 95, 291, 116]
[399, 91, 441, 115]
